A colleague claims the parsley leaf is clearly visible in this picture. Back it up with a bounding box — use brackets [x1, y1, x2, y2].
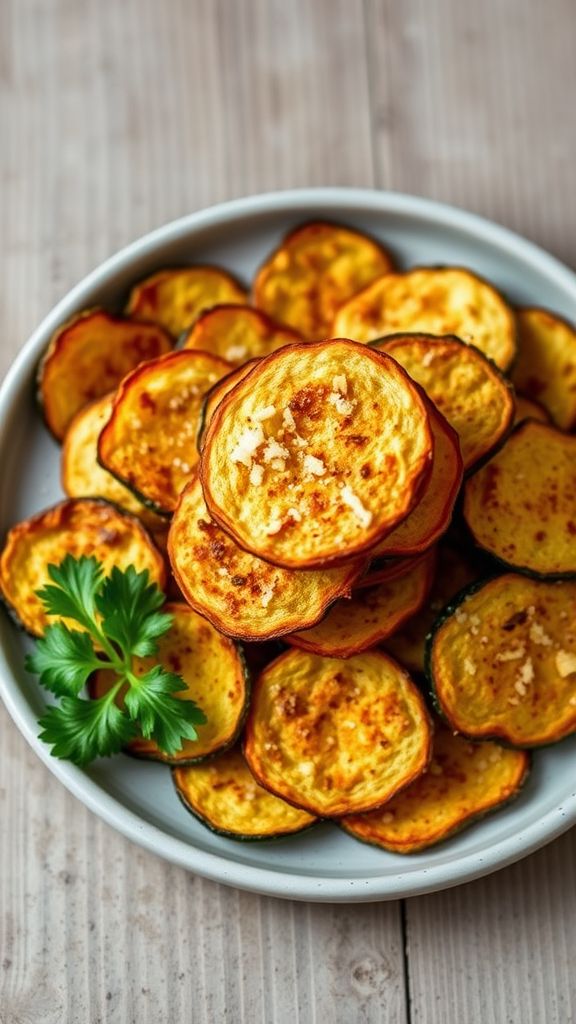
[25, 623, 103, 697]
[124, 666, 207, 756]
[38, 694, 137, 764]
[27, 557, 207, 766]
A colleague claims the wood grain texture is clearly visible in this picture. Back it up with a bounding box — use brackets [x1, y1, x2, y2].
[1, 0, 576, 1021]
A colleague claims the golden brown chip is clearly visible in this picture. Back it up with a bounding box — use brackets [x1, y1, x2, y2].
[512, 308, 576, 431]
[372, 401, 462, 557]
[39, 309, 172, 440]
[182, 304, 302, 365]
[126, 266, 248, 337]
[61, 394, 165, 531]
[253, 221, 394, 341]
[98, 350, 230, 514]
[286, 549, 435, 658]
[463, 420, 576, 577]
[244, 649, 432, 817]
[342, 723, 529, 853]
[0, 499, 166, 636]
[168, 478, 366, 641]
[373, 334, 514, 469]
[428, 575, 576, 747]
[90, 604, 248, 764]
[201, 339, 433, 569]
[333, 267, 516, 370]
[173, 748, 317, 839]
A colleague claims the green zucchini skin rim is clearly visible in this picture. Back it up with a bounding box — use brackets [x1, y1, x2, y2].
[424, 574, 576, 749]
[368, 331, 517, 474]
[462, 419, 576, 581]
[338, 750, 531, 855]
[0, 496, 168, 640]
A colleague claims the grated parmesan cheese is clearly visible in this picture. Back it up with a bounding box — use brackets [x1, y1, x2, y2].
[225, 344, 248, 362]
[302, 454, 326, 478]
[260, 580, 277, 608]
[529, 622, 553, 647]
[262, 438, 290, 464]
[556, 650, 576, 678]
[230, 424, 265, 467]
[332, 374, 348, 394]
[517, 659, 534, 685]
[249, 463, 264, 486]
[264, 518, 283, 536]
[252, 405, 277, 422]
[282, 407, 296, 431]
[341, 485, 372, 528]
[328, 391, 356, 416]
[287, 507, 302, 522]
[464, 657, 477, 676]
[495, 646, 525, 662]
[421, 350, 437, 367]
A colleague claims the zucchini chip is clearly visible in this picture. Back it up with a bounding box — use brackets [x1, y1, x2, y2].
[427, 574, 576, 747]
[126, 266, 248, 338]
[39, 309, 172, 441]
[0, 499, 166, 636]
[173, 748, 317, 839]
[244, 649, 432, 817]
[168, 478, 366, 641]
[90, 603, 248, 764]
[98, 350, 230, 514]
[286, 550, 435, 658]
[513, 393, 551, 426]
[201, 339, 433, 569]
[372, 402, 463, 557]
[372, 334, 514, 469]
[182, 304, 302, 365]
[512, 308, 576, 431]
[342, 723, 529, 853]
[385, 541, 482, 674]
[463, 420, 576, 578]
[333, 267, 516, 370]
[62, 394, 165, 531]
[253, 221, 393, 342]
[197, 359, 259, 452]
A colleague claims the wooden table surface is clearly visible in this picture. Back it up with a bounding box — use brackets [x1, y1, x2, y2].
[1, 1, 576, 1021]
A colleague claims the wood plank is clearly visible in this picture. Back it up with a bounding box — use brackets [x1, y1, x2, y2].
[364, 2, 576, 1021]
[0, 1, 407, 1022]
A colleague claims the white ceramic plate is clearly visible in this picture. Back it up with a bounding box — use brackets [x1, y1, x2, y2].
[1, 189, 575, 903]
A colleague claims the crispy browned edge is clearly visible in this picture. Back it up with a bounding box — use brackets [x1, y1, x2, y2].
[180, 302, 304, 350]
[374, 398, 463, 556]
[168, 478, 369, 641]
[200, 338, 434, 570]
[37, 308, 173, 442]
[0, 497, 167, 637]
[284, 548, 437, 658]
[125, 265, 249, 331]
[243, 648, 433, 817]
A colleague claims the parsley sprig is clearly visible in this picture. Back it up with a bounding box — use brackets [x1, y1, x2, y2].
[25, 556, 206, 765]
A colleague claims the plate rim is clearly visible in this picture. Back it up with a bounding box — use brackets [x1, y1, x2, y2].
[1, 186, 576, 902]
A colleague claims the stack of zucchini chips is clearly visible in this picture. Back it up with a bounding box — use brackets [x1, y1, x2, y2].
[2, 221, 575, 852]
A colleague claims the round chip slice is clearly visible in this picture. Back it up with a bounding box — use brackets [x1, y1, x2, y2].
[372, 401, 463, 557]
[342, 724, 529, 853]
[90, 604, 248, 764]
[168, 478, 366, 641]
[512, 307, 576, 431]
[98, 350, 230, 514]
[427, 574, 576, 747]
[0, 498, 166, 636]
[62, 394, 165, 531]
[333, 267, 516, 370]
[173, 748, 317, 839]
[244, 649, 432, 817]
[182, 304, 302, 365]
[201, 339, 433, 569]
[126, 266, 248, 337]
[372, 334, 514, 469]
[286, 549, 435, 658]
[253, 221, 394, 341]
[39, 309, 172, 440]
[463, 420, 576, 578]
